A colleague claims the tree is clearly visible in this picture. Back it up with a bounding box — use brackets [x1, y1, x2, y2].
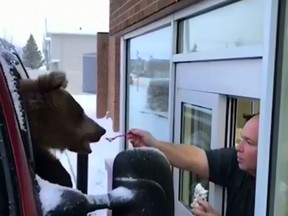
[22, 34, 44, 69]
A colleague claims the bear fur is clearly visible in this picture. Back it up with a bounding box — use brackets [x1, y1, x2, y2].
[19, 72, 106, 187]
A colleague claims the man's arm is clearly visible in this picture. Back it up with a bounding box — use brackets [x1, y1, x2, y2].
[127, 128, 210, 179]
[154, 141, 209, 179]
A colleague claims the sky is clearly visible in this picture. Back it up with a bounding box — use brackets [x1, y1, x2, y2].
[0, 0, 109, 48]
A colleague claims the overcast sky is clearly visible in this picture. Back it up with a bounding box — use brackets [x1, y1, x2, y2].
[0, 0, 109, 47]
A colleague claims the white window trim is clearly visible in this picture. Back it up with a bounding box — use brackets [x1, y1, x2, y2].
[168, 20, 178, 143]
[123, 0, 263, 62]
[254, 0, 279, 215]
[173, 0, 235, 21]
[175, 59, 262, 98]
[172, 46, 263, 62]
[119, 36, 127, 149]
[173, 90, 227, 215]
[123, 0, 241, 41]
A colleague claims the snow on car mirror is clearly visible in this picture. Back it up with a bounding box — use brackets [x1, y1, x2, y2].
[36, 147, 174, 216]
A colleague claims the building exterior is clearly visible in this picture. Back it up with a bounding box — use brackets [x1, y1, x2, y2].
[45, 32, 97, 94]
[97, 0, 288, 215]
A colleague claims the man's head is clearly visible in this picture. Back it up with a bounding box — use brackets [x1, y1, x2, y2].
[236, 114, 259, 176]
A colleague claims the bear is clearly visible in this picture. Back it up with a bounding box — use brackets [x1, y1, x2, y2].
[19, 71, 106, 187]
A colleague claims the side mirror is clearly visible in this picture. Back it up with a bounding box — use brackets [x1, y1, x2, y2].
[112, 147, 174, 216]
[39, 147, 174, 216]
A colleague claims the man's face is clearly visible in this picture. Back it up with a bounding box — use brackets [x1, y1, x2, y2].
[236, 116, 259, 175]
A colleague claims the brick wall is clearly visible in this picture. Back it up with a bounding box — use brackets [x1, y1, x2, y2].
[110, 0, 201, 35]
[96, 33, 109, 118]
[107, 36, 120, 132]
[96, 33, 120, 131]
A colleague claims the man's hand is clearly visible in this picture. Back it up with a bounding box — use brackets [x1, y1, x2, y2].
[191, 199, 220, 216]
[127, 129, 158, 148]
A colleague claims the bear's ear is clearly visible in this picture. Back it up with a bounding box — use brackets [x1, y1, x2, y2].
[37, 71, 68, 93]
[19, 71, 68, 95]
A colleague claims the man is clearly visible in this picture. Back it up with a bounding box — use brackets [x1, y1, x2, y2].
[127, 114, 259, 216]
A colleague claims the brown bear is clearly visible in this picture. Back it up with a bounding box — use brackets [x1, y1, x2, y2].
[19, 71, 106, 187]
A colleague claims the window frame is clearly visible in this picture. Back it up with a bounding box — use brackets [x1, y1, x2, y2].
[119, 0, 279, 215]
[120, 19, 175, 149]
[254, 0, 279, 215]
[0, 104, 23, 216]
[119, 0, 265, 150]
[265, 0, 287, 215]
[119, 0, 246, 149]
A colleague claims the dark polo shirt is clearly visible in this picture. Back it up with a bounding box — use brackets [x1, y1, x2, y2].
[206, 148, 255, 216]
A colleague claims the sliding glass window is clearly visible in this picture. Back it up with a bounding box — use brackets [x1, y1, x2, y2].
[125, 26, 172, 148]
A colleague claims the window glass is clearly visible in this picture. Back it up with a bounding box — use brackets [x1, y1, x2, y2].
[178, 0, 264, 54]
[179, 103, 211, 208]
[269, 1, 288, 214]
[126, 26, 172, 148]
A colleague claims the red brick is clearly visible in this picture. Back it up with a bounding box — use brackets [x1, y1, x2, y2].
[107, 36, 120, 131]
[96, 33, 109, 119]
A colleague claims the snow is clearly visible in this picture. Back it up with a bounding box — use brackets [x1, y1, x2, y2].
[86, 194, 110, 206]
[115, 177, 137, 182]
[0, 50, 26, 131]
[36, 175, 63, 215]
[109, 186, 135, 203]
[37, 173, 134, 215]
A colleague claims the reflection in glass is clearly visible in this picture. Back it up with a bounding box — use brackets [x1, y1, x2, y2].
[179, 103, 212, 208]
[178, 0, 264, 53]
[126, 26, 172, 148]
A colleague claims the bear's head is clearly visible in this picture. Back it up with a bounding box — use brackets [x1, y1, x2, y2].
[20, 71, 106, 154]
